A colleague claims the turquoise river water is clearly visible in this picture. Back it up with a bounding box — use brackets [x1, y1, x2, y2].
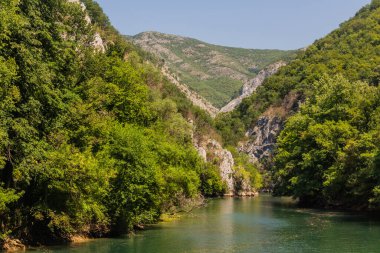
[32, 195, 380, 253]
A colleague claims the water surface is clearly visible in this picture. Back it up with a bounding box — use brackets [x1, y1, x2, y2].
[33, 195, 380, 253]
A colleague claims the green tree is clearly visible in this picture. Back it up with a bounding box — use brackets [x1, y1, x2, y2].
[273, 75, 380, 208]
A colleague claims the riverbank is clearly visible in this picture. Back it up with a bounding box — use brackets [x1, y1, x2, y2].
[0, 195, 208, 252]
[1, 194, 262, 252]
[10, 196, 380, 253]
[2, 239, 26, 252]
[1, 234, 96, 252]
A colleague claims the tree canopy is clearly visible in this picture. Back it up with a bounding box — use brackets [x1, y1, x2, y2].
[0, 0, 229, 245]
[273, 75, 380, 209]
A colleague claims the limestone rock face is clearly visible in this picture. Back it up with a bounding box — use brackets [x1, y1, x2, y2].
[91, 33, 106, 53]
[239, 180, 256, 197]
[192, 135, 258, 196]
[239, 116, 283, 163]
[239, 92, 301, 164]
[210, 140, 235, 195]
[193, 138, 234, 195]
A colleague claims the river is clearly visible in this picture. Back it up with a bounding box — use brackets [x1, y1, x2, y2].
[32, 195, 380, 253]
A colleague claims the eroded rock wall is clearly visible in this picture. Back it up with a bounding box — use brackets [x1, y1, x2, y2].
[239, 92, 301, 164]
[192, 130, 256, 196]
[239, 116, 283, 163]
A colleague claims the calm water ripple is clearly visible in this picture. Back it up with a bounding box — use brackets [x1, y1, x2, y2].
[31, 195, 380, 253]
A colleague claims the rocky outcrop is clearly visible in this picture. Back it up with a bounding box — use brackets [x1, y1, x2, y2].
[2, 238, 26, 252]
[90, 33, 106, 53]
[239, 92, 301, 164]
[193, 138, 235, 195]
[239, 116, 283, 163]
[220, 61, 286, 113]
[162, 66, 219, 117]
[67, 0, 106, 53]
[239, 180, 257, 197]
[191, 127, 256, 196]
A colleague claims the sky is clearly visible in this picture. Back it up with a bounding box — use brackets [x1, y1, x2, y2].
[94, 0, 371, 50]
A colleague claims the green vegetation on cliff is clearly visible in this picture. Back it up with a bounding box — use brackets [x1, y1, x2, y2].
[217, 0, 380, 209]
[216, 0, 380, 146]
[131, 32, 296, 108]
[0, 0, 228, 245]
[272, 1, 380, 209]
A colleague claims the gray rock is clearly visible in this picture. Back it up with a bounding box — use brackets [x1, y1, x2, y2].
[239, 115, 283, 163]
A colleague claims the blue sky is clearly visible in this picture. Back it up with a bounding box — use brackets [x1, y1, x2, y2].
[94, 0, 371, 50]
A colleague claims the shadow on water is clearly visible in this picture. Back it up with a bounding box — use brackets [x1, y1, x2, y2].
[262, 193, 380, 223]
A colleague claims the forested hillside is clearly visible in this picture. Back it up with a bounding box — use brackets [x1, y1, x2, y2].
[131, 32, 296, 108]
[274, 75, 380, 209]
[0, 0, 244, 246]
[218, 0, 380, 209]
[217, 0, 380, 145]
[2, 0, 379, 251]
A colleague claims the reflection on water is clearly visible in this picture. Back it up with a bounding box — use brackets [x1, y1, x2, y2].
[31, 195, 380, 253]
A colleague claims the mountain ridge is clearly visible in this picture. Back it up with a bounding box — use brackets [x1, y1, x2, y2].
[130, 31, 297, 51]
[130, 31, 296, 108]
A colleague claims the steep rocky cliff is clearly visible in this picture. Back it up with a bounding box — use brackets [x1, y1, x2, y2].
[194, 138, 235, 195]
[191, 123, 257, 196]
[239, 116, 283, 163]
[239, 93, 301, 164]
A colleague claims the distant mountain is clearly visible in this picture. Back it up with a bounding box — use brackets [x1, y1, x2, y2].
[130, 32, 296, 108]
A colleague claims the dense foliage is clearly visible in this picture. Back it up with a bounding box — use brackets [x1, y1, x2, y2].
[0, 0, 226, 244]
[228, 147, 263, 192]
[216, 0, 380, 210]
[273, 75, 380, 209]
[216, 0, 380, 145]
[228, 0, 380, 209]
